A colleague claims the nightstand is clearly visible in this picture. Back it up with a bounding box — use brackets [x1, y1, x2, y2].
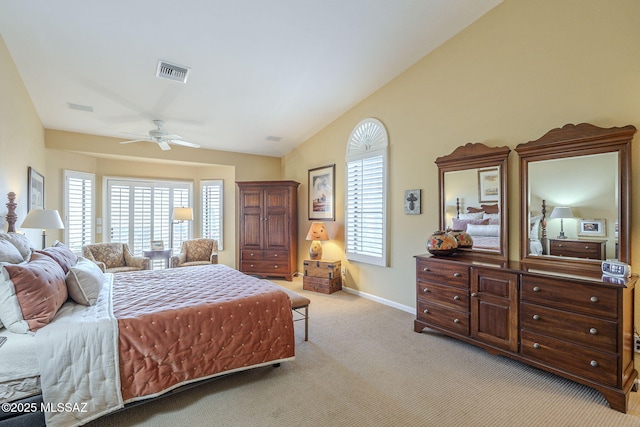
[303, 259, 342, 294]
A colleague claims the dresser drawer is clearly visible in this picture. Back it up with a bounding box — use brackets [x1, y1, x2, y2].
[417, 300, 469, 336]
[264, 250, 289, 261]
[521, 276, 617, 319]
[549, 239, 605, 260]
[417, 280, 469, 311]
[241, 249, 265, 261]
[521, 330, 617, 387]
[521, 303, 617, 353]
[241, 260, 290, 274]
[416, 258, 468, 288]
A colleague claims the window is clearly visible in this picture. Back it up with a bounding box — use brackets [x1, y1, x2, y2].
[345, 118, 388, 266]
[201, 180, 224, 250]
[63, 170, 95, 254]
[105, 178, 192, 255]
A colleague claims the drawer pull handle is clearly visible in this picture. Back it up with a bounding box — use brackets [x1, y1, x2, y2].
[453, 318, 460, 324]
[590, 296, 599, 303]
[533, 343, 540, 349]
[274, 265, 279, 269]
[453, 295, 460, 301]
[250, 264, 254, 268]
[471, 292, 478, 297]
[274, 254, 278, 257]
[423, 267, 431, 272]
[250, 253, 254, 257]
[423, 309, 429, 314]
[589, 328, 598, 335]
[590, 360, 599, 368]
[584, 246, 590, 249]
[532, 314, 540, 321]
[453, 272, 461, 278]
[423, 288, 429, 293]
[558, 244, 563, 247]
[533, 286, 541, 292]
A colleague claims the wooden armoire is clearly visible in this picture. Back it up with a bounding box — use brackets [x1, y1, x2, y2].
[237, 181, 299, 281]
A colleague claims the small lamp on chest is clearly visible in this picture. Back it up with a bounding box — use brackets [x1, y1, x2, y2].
[306, 222, 329, 260]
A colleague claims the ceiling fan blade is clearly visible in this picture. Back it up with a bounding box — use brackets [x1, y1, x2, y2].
[158, 141, 172, 151]
[120, 139, 146, 145]
[163, 134, 182, 139]
[169, 139, 200, 148]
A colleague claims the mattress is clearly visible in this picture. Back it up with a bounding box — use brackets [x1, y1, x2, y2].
[471, 235, 500, 251]
[0, 328, 40, 402]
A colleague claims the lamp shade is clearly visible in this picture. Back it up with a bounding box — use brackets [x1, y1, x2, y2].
[306, 222, 329, 241]
[172, 207, 193, 221]
[21, 209, 64, 230]
[550, 207, 574, 219]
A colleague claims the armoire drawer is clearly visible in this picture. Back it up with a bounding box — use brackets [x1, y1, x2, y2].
[417, 280, 469, 311]
[521, 276, 617, 319]
[417, 300, 469, 336]
[521, 303, 617, 353]
[416, 258, 468, 288]
[241, 260, 290, 274]
[521, 330, 617, 387]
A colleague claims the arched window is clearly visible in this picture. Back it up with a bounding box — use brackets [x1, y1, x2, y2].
[345, 118, 388, 266]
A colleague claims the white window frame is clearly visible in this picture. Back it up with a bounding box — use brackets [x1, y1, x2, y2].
[201, 179, 224, 250]
[104, 177, 193, 255]
[63, 170, 95, 254]
[345, 118, 389, 267]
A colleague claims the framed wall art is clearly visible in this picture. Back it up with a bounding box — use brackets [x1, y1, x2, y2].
[578, 218, 606, 237]
[308, 164, 335, 221]
[28, 166, 44, 211]
[404, 189, 421, 215]
[477, 167, 499, 203]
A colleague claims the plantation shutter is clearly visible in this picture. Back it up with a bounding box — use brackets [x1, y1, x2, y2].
[345, 118, 388, 266]
[63, 170, 95, 254]
[201, 180, 224, 249]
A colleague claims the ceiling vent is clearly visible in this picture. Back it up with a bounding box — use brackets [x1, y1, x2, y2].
[156, 60, 190, 83]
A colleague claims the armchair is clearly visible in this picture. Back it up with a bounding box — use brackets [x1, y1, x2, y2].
[170, 238, 218, 268]
[82, 242, 151, 273]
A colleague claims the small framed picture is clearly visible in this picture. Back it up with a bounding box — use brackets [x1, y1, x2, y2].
[308, 164, 335, 221]
[150, 240, 164, 250]
[28, 167, 45, 211]
[477, 167, 499, 203]
[577, 218, 606, 237]
[404, 189, 421, 215]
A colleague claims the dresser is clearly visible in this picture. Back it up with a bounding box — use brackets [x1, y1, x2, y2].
[237, 181, 299, 281]
[414, 253, 636, 413]
[548, 238, 606, 260]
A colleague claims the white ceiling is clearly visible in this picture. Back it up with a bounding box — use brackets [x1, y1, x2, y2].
[0, 0, 501, 157]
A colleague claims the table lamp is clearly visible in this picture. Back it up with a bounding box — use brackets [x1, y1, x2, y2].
[21, 209, 65, 248]
[306, 222, 329, 260]
[550, 206, 573, 239]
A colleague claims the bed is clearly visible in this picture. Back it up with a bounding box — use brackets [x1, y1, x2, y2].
[450, 198, 501, 251]
[0, 194, 295, 427]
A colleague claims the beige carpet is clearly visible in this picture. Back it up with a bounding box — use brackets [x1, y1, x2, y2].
[88, 277, 640, 427]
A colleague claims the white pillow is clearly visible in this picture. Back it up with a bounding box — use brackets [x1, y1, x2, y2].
[459, 212, 484, 220]
[466, 224, 500, 237]
[0, 240, 25, 264]
[483, 213, 500, 220]
[66, 257, 104, 306]
[0, 232, 32, 261]
[530, 215, 543, 242]
[0, 267, 29, 334]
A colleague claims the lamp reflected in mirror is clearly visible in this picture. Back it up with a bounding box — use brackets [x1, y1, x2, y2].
[549, 206, 574, 239]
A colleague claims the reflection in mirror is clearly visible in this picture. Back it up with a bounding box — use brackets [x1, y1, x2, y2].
[528, 153, 618, 260]
[516, 122, 635, 272]
[436, 143, 510, 260]
[443, 167, 501, 252]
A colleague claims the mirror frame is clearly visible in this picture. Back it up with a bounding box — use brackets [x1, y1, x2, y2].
[515, 123, 636, 273]
[436, 143, 511, 260]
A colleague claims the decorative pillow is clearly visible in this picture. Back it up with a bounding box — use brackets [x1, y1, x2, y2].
[36, 241, 78, 274]
[483, 213, 500, 220]
[1, 252, 67, 333]
[467, 207, 485, 213]
[451, 218, 489, 231]
[66, 257, 104, 306]
[0, 232, 33, 261]
[458, 212, 484, 220]
[0, 240, 25, 264]
[480, 204, 500, 214]
[530, 215, 543, 242]
[466, 224, 500, 237]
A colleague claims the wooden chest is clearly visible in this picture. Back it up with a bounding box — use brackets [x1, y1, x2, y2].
[303, 260, 340, 279]
[303, 276, 342, 294]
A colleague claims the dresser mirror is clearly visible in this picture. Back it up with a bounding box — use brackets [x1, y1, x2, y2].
[436, 143, 510, 260]
[515, 123, 636, 272]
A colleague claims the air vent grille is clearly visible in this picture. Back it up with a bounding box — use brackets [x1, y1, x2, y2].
[156, 60, 190, 83]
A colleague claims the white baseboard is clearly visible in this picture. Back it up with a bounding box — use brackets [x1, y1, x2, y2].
[342, 285, 416, 315]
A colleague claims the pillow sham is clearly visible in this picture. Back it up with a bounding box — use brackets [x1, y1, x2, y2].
[36, 241, 78, 274]
[466, 224, 500, 237]
[0, 252, 67, 333]
[481, 204, 500, 214]
[458, 212, 484, 220]
[483, 213, 500, 220]
[66, 257, 104, 306]
[530, 215, 543, 242]
[451, 218, 489, 231]
[0, 239, 25, 264]
[0, 232, 33, 261]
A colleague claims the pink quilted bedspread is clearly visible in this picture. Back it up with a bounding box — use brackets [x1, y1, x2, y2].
[111, 264, 294, 402]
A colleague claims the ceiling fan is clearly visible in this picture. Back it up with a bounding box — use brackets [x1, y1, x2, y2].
[120, 119, 200, 151]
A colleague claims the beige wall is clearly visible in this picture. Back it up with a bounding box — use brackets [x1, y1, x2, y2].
[282, 0, 640, 309]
